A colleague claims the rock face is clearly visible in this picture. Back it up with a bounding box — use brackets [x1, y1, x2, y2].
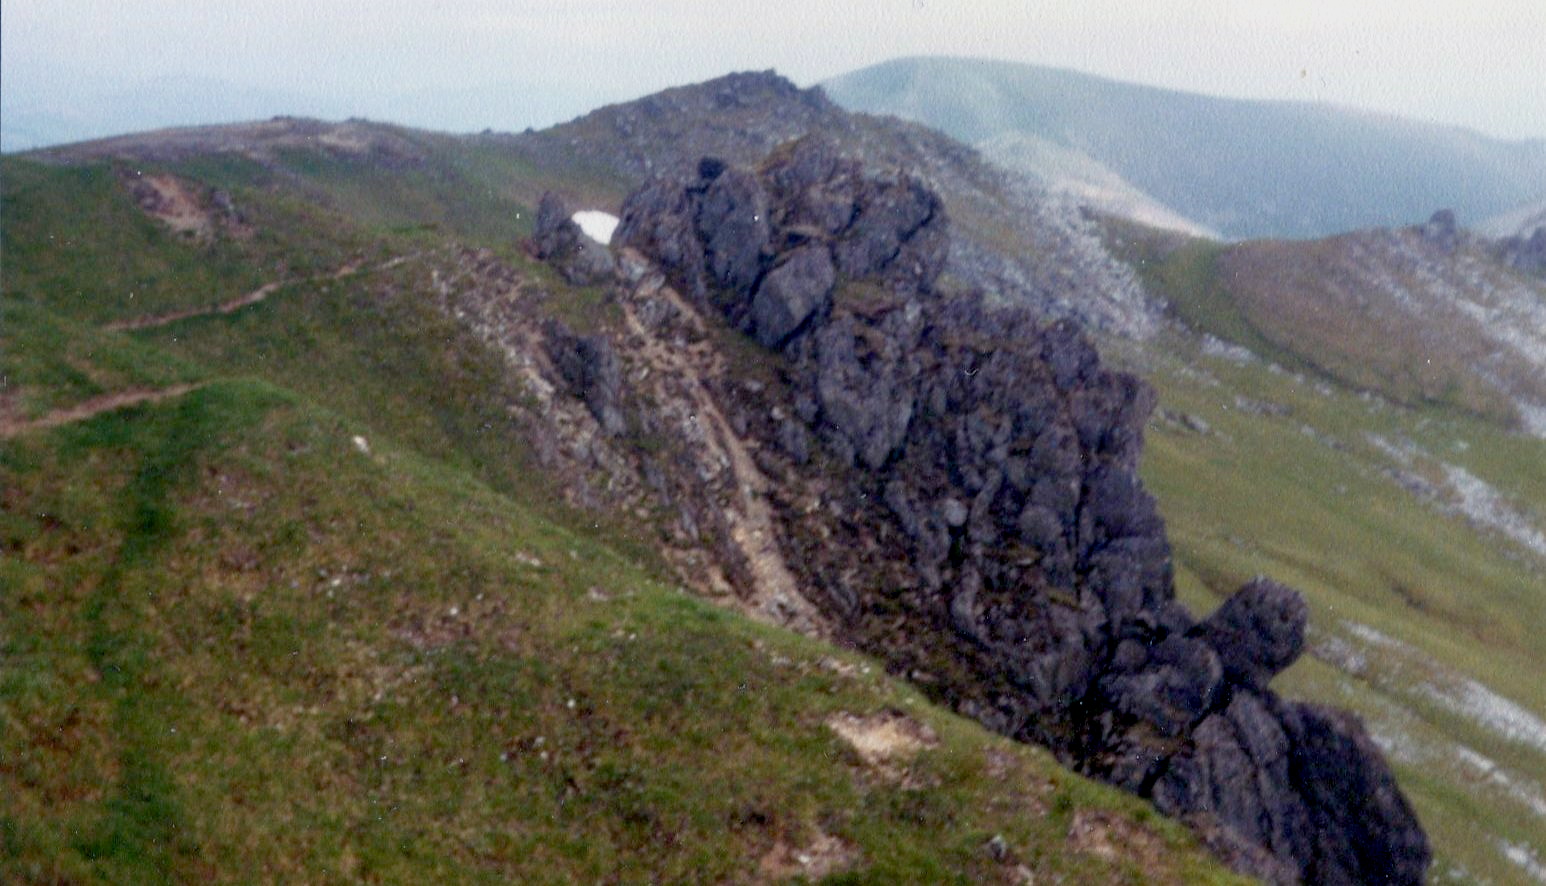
[616, 136, 946, 343]
[533, 192, 616, 285]
[533, 138, 1429, 884]
[520, 70, 1159, 339]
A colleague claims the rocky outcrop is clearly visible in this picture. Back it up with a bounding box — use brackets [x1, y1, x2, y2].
[520, 70, 1159, 339]
[533, 192, 616, 285]
[543, 319, 628, 437]
[616, 136, 947, 342]
[1419, 208, 1459, 252]
[531, 138, 1430, 883]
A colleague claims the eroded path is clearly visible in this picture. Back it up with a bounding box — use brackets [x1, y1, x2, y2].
[101, 255, 412, 332]
[0, 384, 204, 439]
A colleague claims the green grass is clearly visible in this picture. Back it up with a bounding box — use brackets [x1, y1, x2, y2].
[0, 379, 1240, 884]
[0, 300, 205, 419]
[0, 160, 268, 323]
[2, 129, 1243, 884]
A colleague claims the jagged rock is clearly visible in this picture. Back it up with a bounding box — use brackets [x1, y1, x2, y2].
[1276, 700, 1432, 886]
[533, 192, 616, 285]
[808, 311, 919, 470]
[544, 319, 628, 437]
[580, 143, 1429, 885]
[749, 244, 834, 347]
[1103, 635, 1222, 737]
[695, 164, 770, 294]
[616, 182, 706, 297]
[1195, 577, 1307, 691]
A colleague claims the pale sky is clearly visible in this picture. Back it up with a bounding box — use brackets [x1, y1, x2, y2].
[4, 0, 1544, 146]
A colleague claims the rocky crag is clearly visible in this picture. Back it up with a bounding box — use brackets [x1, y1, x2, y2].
[516, 71, 1157, 339]
[445, 137, 1428, 883]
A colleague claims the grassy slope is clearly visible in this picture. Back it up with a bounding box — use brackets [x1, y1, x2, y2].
[1104, 230, 1546, 882]
[1, 152, 1240, 883]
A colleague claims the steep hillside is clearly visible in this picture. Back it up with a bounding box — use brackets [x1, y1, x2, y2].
[0, 150, 1244, 884]
[824, 56, 1546, 240]
[1113, 212, 1546, 436]
[8, 69, 1546, 881]
[1106, 219, 1546, 884]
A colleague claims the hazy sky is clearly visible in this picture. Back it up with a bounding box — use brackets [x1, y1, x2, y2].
[4, 0, 1545, 143]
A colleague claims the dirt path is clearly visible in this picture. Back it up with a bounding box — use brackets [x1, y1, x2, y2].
[105, 283, 285, 331]
[620, 278, 828, 637]
[102, 254, 415, 332]
[0, 384, 204, 440]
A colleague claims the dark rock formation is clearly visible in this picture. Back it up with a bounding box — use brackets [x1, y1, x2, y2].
[544, 319, 628, 437]
[1194, 577, 1307, 692]
[751, 245, 835, 348]
[533, 191, 616, 286]
[608, 139, 1430, 884]
[616, 135, 946, 333]
[1420, 208, 1459, 252]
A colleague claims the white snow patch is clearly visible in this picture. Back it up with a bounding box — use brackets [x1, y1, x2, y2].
[1518, 401, 1546, 440]
[571, 210, 619, 245]
[1453, 744, 1546, 820]
[1364, 433, 1546, 561]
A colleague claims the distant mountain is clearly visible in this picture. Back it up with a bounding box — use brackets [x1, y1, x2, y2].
[0, 74, 604, 153]
[0, 76, 333, 153]
[1131, 212, 1546, 433]
[1481, 197, 1546, 238]
[824, 57, 1546, 240]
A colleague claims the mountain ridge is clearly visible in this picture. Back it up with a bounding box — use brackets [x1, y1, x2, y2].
[7, 68, 1546, 882]
[824, 56, 1546, 240]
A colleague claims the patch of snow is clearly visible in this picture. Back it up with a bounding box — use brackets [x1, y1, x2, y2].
[1518, 401, 1546, 440]
[571, 210, 619, 245]
[1453, 744, 1546, 820]
[1344, 621, 1407, 652]
[1364, 433, 1546, 561]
